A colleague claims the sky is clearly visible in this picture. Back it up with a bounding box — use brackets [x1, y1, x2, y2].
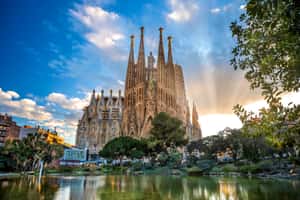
[1, 0, 299, 145]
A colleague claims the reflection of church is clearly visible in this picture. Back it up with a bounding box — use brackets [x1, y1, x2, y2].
[76, 27, 202, 153]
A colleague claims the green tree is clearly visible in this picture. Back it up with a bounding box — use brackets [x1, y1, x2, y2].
[99, 136, 147, 159]
[231, 0, 300, 102]
[148, 112, 188, 153]
[2, 133, 63, 172]
[231, 0, 300, 151]
[187, 128, 276, 162]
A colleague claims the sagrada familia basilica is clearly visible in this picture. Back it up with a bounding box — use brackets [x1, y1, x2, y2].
[76, 27, 202, 153]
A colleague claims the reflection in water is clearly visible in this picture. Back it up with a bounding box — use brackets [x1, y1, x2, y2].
[0, 175, 299, 200]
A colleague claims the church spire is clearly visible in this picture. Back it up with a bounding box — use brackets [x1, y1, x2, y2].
[90, 89, 96, 104]
[192, 102, 200, 129]
[125, 35, 135, 89]
[136, 26, 145, 83]
[157, 27, 165, 85]
[167, 36, 173, 65]
[167, 36, 176, 90]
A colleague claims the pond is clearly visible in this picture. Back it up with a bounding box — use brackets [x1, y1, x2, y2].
[0, 175, 299, 200]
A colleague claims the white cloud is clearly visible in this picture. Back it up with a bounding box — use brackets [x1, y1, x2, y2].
[244, 92, 300, 114]
[167, 0, 199, 23]
[70, 5, 125, 53]
[198, 92, 300, 137]
[199, 114, 242, 137]
[210, 4, 233, 14]
[0, 88, 52, 121]
[0, 89, 20, 99]
[240, 5, 246, 10]
[117, 80, 125, 86]
[210, 8, 221, 14]
[47, 92, 90, 111]
[0, 88, 90, 145]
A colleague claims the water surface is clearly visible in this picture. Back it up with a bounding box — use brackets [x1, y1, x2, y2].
[0, 175, 299, 200]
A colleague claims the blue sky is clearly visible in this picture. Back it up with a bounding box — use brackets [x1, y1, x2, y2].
[3, 0, 297, 144]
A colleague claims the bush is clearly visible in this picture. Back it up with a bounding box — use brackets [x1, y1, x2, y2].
[168, 151, 182, 169]
[186, 166, 203, 175]
[239, 164, 259, 173]
[157, 152, 168, 166]
[144, 162, 153, 170]
[257, 160, 274, 172]
[196, 160, 215, 171]
[222, 164, 238, 173]
[130, 150, 144, 159]
[234, 159, 250, 166]
[132, 161, 143, 171]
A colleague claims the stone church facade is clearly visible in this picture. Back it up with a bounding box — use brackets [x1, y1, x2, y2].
[76, 27, 202, 152]
[76, 90, 123, 153]
[122, 27, 202, 140]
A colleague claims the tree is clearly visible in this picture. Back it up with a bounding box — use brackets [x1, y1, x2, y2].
[99, 136, 147, 159]
[148, 112, 188, 153]
[234, 104, 300, 150]
[231, 0, 300, 151]
[2, 133, 63, 172]
[187, 128, 276, 162]
[231, 0, 300, 103]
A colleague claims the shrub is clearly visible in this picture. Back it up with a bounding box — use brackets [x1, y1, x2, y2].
[222, 164, 238, 173]
[168, 151, 182, 169]
[257, 160, 274, 172]
[186, 166, 203, 175]
[210, 166, 222, 173]
[239, 164, 259, 173]
[196, 159, 216, 171]
[130, 150, 144, 159]
[132, 161, 143, 171]
[157, 152, 168, 166]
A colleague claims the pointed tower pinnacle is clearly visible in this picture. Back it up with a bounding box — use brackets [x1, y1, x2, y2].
[90, 89, 96, 103]
[192, 102, 200, 129]
[157, 27, 165, 85]
[137, 26, 145, 83]
[125, 35, 135, 89]
[167, 36, 173, 65]
[167, 36, 176, 90]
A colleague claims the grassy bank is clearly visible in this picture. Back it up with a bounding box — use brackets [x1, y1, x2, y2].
[1, 158, 299, 180]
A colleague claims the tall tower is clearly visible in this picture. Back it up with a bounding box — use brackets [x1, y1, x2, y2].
[122, 27, 194, 139]
[135, 27, 147, 136]
[156, 27, 167, 112]
[123, 35, 138, 136]
[192, 103, 202, 140]
[166, 36, 176, 116]
[136, 27, 145, 84]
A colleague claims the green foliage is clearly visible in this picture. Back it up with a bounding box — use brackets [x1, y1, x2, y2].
[234, 102, 300, 150]
[130, 150, 144, 159]
[2, 133, 63, 172]
[99, 136, 147, 159]
[167, 149, 182, 169]
[256, 160, 274, 171]
[131, 161, 143, 171]
[196, 160, 216, 171]
[186, 166, 203, 175]
[157, 152, 168, 166]
[149, 112, 188, 153]
[231, 0, 300, 152]
[239, 164, 259, 174]
[222, 164, 238, 173]
[231, 0, 300, 101]
[187, 128, 276, 162]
